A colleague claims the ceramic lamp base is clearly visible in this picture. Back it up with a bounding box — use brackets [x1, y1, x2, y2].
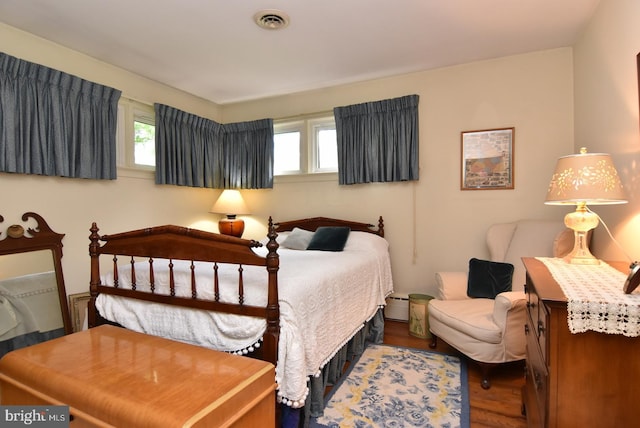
[218, 218, 245, 238]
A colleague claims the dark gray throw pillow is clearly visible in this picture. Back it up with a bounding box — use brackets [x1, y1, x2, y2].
[306, 227, 351, 252]
[467, 258, 514, 299]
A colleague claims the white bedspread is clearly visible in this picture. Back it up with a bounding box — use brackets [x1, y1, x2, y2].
[96, 231, 394, 407]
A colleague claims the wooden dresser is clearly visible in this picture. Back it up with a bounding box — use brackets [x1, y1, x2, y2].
[0, 325, 276, 427]
[521, 257, 640, 428]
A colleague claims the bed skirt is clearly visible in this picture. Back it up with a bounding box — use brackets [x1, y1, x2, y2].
[282, 307, 385, 428]
[0, 328, 65, 358]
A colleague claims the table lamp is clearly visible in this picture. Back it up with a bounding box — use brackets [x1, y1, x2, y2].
[210, 190, 250, 238]
[545, 147, 627, 265]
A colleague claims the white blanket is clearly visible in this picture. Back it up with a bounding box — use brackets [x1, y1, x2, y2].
[96, 231, 394, 407]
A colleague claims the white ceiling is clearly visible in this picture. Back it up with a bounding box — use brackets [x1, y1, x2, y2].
[0, 0, 601, 105]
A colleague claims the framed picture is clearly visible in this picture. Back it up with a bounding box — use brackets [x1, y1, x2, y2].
[461, 127, 514, 190]
[68, 292, 91, 332]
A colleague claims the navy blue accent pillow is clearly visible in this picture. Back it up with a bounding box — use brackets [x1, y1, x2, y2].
[306, 227, 351, 252]
[467, 258, 514, 299]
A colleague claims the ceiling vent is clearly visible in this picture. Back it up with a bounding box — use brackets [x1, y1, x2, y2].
[254, 9, 290, 30]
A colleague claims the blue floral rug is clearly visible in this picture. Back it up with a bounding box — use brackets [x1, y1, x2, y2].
[310, 344, 469, 428]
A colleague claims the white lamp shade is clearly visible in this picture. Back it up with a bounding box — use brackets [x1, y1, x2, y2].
[210, 190, 250, 216]
[545, 149, 627, 206]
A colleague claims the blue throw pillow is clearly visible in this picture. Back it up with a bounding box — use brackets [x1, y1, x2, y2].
[306, 227, 351, 252]
[467, 258, 514, 299]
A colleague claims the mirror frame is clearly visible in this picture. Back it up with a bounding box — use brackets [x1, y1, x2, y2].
[0, 212, 72, 335]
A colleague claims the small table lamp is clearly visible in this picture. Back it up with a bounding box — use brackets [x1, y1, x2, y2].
[545, 147, 627, 265]
[210, 190, 250, 238]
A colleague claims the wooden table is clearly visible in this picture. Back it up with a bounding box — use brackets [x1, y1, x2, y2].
[0, 325, 276, 427]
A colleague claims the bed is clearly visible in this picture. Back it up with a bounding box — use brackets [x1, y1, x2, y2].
[88, 216, 393, 425]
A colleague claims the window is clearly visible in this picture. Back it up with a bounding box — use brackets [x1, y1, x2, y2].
[273, 115, 337, 176]
[117, 98, 155, 171]
[134, 119, 155, 167]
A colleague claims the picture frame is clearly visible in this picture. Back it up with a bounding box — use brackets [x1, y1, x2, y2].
[461, 127, 514, 190]
[68, 292, 91, 332]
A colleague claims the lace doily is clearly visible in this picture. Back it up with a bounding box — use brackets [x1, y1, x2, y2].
[536, 257, 640, 337]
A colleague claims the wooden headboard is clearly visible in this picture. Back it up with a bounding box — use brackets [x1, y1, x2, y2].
[274, 216, 384, 237]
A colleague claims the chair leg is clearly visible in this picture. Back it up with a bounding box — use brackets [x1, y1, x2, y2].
[429, 334, 438, 349]
[477, 362, 494, 389]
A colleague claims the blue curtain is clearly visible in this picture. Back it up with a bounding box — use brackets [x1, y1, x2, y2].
[334, 94, 419, 185]
[0, 52, 121, 179]
[155, 104, 273, 189]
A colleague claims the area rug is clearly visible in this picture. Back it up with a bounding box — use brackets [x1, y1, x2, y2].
[310, 343, 469, 428]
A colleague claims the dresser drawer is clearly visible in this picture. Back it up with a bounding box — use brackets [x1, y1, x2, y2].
[537, 301, 549, 362]
[526, 280, 549, 363]
[525, 316, 548, 426]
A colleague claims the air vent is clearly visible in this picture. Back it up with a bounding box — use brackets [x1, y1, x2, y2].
[254, 9, 290, 30]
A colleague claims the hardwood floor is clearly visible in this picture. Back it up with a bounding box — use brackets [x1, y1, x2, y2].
[383, 320, 527, 428]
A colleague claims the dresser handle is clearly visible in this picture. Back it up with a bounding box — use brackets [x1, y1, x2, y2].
[524, 324, 530, 335]
[538, 321, 545, 335]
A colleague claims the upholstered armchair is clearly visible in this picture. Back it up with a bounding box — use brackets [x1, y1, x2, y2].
[428, 219, 572, 389]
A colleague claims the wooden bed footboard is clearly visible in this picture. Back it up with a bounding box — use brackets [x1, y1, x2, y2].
[88, 217, 281, 365]
[88, 215, 385, 370]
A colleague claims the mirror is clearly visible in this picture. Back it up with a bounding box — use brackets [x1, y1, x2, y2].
[0, 212, 72, 357]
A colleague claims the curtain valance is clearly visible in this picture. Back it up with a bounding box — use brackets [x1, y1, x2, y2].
[334, 94, 419, 185]
[155, 104, 273, 189]
[0, 52, 121, 179]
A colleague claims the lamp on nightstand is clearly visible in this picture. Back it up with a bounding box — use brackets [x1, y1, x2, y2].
[210, 190, 250, 238]
[544, 147, 627, 265]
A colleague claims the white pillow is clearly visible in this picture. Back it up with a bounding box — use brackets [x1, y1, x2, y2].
[280, 227, 314, 250]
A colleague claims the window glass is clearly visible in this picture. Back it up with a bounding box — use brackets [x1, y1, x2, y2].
[273, 115, 337, 176]
[134, 120, 155, 167]
[274, 131, 301, 174]
[315, 128, 338, 171]
[116, 99, 155, 173]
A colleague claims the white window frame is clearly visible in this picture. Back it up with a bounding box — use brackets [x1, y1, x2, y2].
[116, 98, 155, 178]
[273, 113, 338, 181]
[308, 117, 338, 174]
[273, 120, 306, 175]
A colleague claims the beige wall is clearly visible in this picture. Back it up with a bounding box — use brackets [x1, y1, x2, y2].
[573, 0, 640, 263]
[1, 22, 576, 298]
[226, 49, 575, 296]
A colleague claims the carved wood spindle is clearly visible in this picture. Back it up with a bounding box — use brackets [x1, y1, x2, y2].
[264, 216, 280, 366]
[238, 265, 244, 305]
[214, 263, 220, 302]
[89, 222, 101, 329]
[169, 259, 175, 297]
[149, 258, 155, 294]
[112, 255, 119, 288]
[190, 261, 196, 299]
[378, 216, 385, 237]
[130, 256, 136, 291]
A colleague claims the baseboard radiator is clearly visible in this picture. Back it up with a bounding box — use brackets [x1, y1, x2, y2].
[384, 293, 409, 321]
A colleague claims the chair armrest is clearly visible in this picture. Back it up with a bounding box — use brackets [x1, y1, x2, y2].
[492, 291, 526, 329]
[434, 272, 470, 300]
